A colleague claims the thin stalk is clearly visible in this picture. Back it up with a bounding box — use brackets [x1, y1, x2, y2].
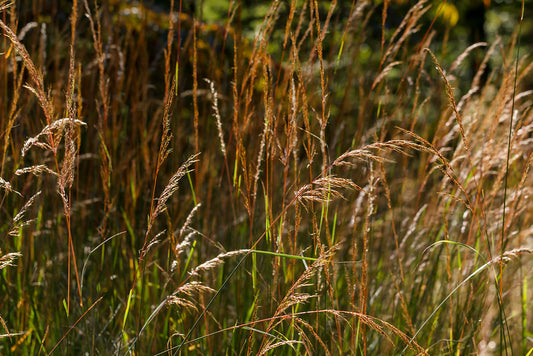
[499, 1, 524, 353]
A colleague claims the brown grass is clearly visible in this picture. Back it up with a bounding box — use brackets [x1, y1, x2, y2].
[0, 0, 531, 354]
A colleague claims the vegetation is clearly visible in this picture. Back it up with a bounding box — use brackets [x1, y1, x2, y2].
[0, 0, 531, 354]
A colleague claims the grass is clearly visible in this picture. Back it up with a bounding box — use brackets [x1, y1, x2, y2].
[0, 0, 532, 354]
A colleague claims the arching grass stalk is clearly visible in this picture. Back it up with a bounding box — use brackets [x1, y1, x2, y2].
[173, 140, 423, 354]
[126, 249, 318, 352]
[401, 242, 532, 355]
[165, 309, 427, 355]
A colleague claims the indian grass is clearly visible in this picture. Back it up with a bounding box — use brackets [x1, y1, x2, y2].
[0, 0, 531, 354]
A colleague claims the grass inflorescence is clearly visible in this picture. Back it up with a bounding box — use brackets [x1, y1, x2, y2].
[0, 0, 531, 354]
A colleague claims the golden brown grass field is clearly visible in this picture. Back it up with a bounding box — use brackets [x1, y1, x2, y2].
[0, 0, 532, 354]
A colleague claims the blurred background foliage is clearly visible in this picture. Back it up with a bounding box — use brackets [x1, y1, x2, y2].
[13, 0, 531, 112]
[15, 0, 532, 65]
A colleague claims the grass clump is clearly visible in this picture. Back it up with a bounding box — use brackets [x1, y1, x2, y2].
[0, 0, 531, 354]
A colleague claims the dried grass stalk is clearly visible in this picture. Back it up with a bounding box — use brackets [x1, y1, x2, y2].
[0, 177, 20, 195]
[15, 165, 57, 177]
[296, 176, 360, 204]
[489, 247, 532, 265]
[189, 249, 249, 278]
[150, 153, 200, 230]
[205, 79, 226, 156]
[21, 118, 86, 157]
[332, 140, 426, 167]
[0, 18, 54, 124]
[0, 252, 22, 270]
[258, 340, 304, 356]
[449, 42, 487, 73]
[9, 191, 42, 236]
